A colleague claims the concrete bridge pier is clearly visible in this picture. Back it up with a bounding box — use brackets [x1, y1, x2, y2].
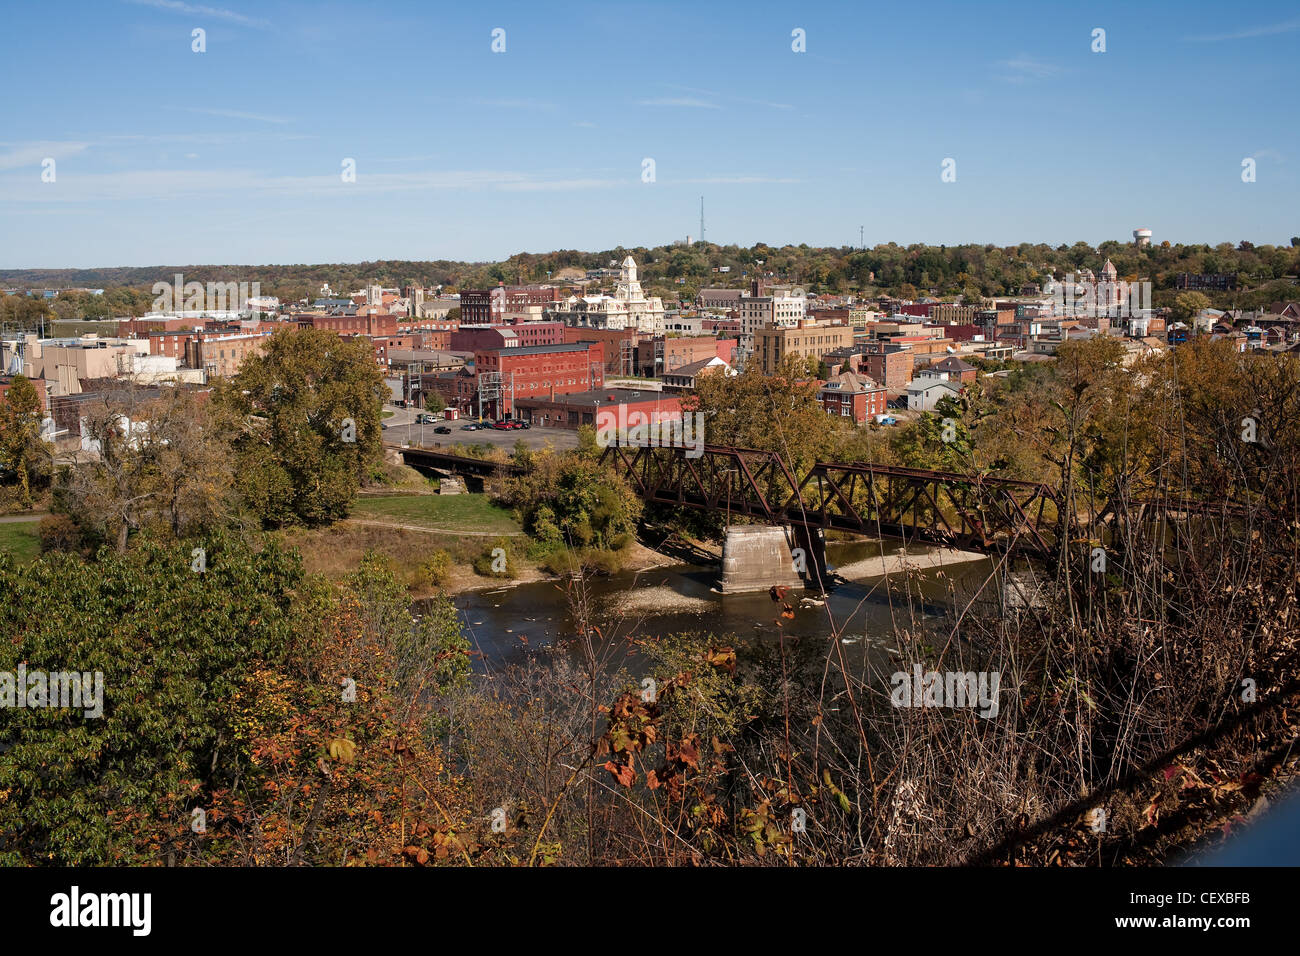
[718, 525, 810, 593]
[792, 524, 828, 592]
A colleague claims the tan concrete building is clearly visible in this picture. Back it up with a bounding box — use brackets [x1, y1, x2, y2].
[755, 320, 854, 375]
[20, 337, 151, 395]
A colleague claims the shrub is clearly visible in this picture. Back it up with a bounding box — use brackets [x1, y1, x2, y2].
[414, 549, 453, 589]
[472, 537, 517, 579]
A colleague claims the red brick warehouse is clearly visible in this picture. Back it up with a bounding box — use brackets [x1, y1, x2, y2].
[472, 342, 605, 417]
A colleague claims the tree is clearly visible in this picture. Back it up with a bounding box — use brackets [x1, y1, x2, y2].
[224, 328, 386, 526]
[0, 536, 471, 865]
[500, 450, 641, 552]
[52, 385, 236, 551]
[0, 375, 50, 508]
[1173, 291, 1211, 322]
[687, 355, 839, 474]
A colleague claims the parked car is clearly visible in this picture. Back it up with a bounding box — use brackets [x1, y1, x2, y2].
[491, 421, 512, 430]
[460, 423, 481, 431]
[434, 425, 452, 434]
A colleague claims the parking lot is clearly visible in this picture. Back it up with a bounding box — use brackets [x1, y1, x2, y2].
[382, 414, 580, 452]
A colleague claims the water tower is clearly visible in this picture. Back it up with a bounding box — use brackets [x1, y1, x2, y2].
[1133, 228, 1153, 248]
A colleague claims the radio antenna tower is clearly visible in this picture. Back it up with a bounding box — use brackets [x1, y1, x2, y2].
[699, 196, 704, 244]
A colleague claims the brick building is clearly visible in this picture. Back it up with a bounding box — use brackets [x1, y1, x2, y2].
[514, 387, 682, 430]
[638, 335, 738, 378]
[0, 375, 48, 414]
[702, 317, 741, 335]
[184, 330, 272, 379]
[298, 312, 398, 336]
[451, 323, 564, 352]
[460, 286, 561, 325]
[472, 342, 605, 418]
[695, 288, 745, 311]
[818, 370, 887, 424]
[861, 344, 915, 390]
[925, 355, 979, 385]
[561, 327, 640, 374]
[754, 320, 854, 375]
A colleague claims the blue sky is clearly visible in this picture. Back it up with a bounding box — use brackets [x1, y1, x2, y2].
[1, 0, 1298, 268]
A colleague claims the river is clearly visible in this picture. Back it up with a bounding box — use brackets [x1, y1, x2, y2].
[429, 539, 1002, 673]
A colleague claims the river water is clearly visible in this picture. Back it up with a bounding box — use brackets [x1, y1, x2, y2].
[434, 540, 1001, 673]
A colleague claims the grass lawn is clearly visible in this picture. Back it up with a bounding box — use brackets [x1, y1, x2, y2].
[0, 520, 41, 563]
[350, 493, 519, 534]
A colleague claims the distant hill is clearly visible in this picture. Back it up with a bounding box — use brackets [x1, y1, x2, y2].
[3, 240, 1296, 316]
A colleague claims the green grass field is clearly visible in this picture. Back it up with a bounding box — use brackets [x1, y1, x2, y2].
[0, 520, 41, 563]
[350, 493, 519, 534]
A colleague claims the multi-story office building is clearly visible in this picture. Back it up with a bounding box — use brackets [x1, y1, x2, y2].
[754, 320, 853, 375]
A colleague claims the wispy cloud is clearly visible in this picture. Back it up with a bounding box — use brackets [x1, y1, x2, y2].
[1183, 18, 1300, 42]
[0, 141, 91, 171]
[997, 55, 1061, 83]
[679, 176, 801, 185]
[498, 178, 622, 192]
[470, 97, 558, 111]
[372, 154, 443, 164]
[664, 85, 794, 110]
[185, 107, 290, 124]
[0, 167, 627, 202]
[123, 0, 270, 29]
[637, 97, 721, 109]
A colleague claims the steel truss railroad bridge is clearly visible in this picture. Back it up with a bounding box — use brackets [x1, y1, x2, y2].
[598, 441, 1259, 564]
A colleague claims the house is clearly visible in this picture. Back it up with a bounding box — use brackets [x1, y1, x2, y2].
[906, 378, 963, 412]
[662, 356, 732, 390]
[818, 371, 887, 424]
[925, 355, 979, 384]
[1209, 330, 1248, 353]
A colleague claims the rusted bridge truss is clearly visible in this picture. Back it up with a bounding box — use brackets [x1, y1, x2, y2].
[599, 442, 1066, 560]
[396, 445, 525, 478]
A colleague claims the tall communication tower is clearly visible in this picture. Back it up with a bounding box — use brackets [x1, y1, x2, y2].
[699, 196, 705, 244]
